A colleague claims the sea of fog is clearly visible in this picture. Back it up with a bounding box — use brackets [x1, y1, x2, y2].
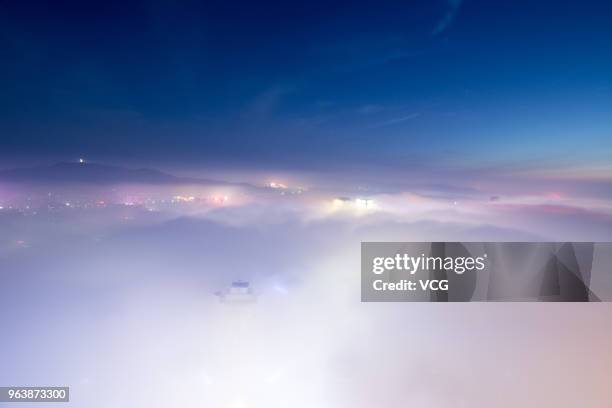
[1, 184, 611, 408]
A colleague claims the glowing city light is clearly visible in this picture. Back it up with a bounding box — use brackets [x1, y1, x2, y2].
[211, 195, 228, 204]
[172, 195, 196, 203]
[328, 196, 377, 214]
[332, 197, 350, 207]
[355, 198, 374, 210]
[268, 182, 287, 189]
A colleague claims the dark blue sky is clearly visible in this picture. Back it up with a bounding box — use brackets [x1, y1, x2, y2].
[1, 0, 611, 170]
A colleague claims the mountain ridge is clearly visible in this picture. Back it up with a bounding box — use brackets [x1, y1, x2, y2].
[0, 162, 235, 185]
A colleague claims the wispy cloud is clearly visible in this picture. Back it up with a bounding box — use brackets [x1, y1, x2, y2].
[358, 104, 385, 114]
[246, 84, 297, 117]
[370, 112, 420, 128]
[432, 0, 463, 36]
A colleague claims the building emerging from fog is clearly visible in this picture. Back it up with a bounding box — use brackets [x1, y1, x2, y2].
[217, 281, 257, 304]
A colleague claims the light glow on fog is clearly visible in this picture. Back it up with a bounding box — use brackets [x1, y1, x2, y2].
[1, 173, 612, 407]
